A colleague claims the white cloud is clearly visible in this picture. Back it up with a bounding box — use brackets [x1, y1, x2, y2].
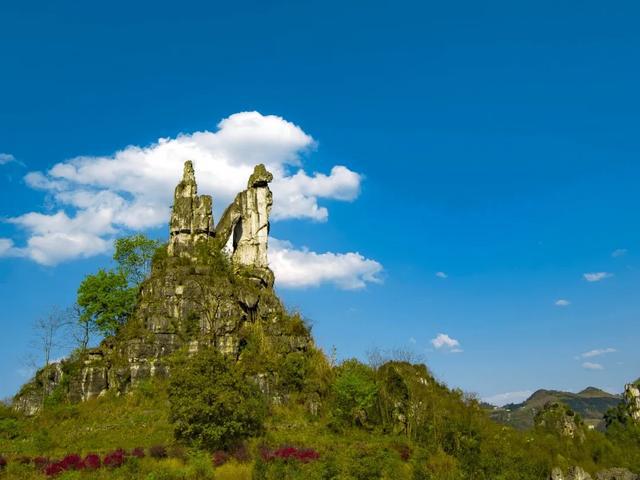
[612, 248, 628, 258]
[409, 337, 417, 344]
[6, 112, 365, 265]
[0, 153, 15, 165]
[435, 271, 448, 279]
[483, 390, 532, 407]
[430, 333, 462, 352]
[269, 238, 382, 290]
[555, 299, 570, 307]
[580, 348, 616, 358]
[582, 362, 604, 370]
[583, 272, 613, 282]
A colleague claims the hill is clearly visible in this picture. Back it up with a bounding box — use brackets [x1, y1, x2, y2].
[489, 387, 622, 430]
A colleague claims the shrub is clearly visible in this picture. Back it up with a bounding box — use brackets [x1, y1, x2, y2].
[168, 347, 267, 449]
[150, 444, 168, 459]
[131, 447, 145, 458]
[103, 449, 125, 468]
[260, 446, 320, 464]
[59, 453, 83, 471]
[44, 462, 65, 477]
[331, 359, 378, 428]
[0, 456, 6, 469]
[232, 443, 251, 463]
[213, 450, 230, 466]
[34, 456, 50, 469]
[83, 453, 101, 470]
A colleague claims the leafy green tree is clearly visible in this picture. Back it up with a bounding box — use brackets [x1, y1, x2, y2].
[168, 347, 267, 449]
[76, 234, 160, 337]
[113, 234, 161, 285]
[77, 269, 136, 336]
[331, 359, 378, 427]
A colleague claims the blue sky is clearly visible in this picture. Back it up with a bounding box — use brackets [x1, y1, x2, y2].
[1, 0, 639, 404]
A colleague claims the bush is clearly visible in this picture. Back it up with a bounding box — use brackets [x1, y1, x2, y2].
[168, 347, 267, 449]
[103, 449, 125, 468]
[331, 359, 378, 428]
[83, 453, 101, 470]
[131, 446, 146, 458]
[0, 456, 6, 469]
[150, 444, 168, 459]
[213, 450, 229, 466]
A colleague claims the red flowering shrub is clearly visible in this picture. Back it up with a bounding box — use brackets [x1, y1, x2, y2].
[44, 462, 65, 477]
[131, 447, 145, 458]
[0, 456, 7, 469]
[103, 450, 125, 468]
[83, 453, 101, 470]
[212, 450, 229, 466]
[60, 453, 84, 470]
[149, 445, 167, 459]
[261, 446, 320, 464]
[34, 456, 50, 469]
[395, 444, 411, 462]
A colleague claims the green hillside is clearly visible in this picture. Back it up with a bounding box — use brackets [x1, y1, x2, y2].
[489, 387, 622, 430]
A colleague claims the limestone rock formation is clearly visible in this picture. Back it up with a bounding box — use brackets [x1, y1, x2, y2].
[595, 468, 638, 480]
[535, 402, 586, 440]
[168, 160, 214, 257]
[14, 161, 315, 414]
[623, 383, 640, 422]
[215, 163, 274, 287]
[550, 467, 593, 480]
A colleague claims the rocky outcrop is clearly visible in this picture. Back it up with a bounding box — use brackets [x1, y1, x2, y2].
[535, 402, 585, 441]
[595, 468, 638, 480]
[623, 383, 640, 422]
[14, 161, 313, 414]
[551, 467, 638, 480]
[168, 160, 214, 257]
[215, 164, 274, 287]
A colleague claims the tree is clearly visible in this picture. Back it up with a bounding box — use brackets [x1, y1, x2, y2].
[113, 234, 161, 285]
[77, 269, 136, 337]
[31, 306, 69, 405]
[331, 359, 379, 427]
[76, 234, 161, 338]
[168, 347, 267, 449]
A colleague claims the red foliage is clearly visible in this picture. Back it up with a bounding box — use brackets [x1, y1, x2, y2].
[0, 456, 7, 469]
[34, 456, 50, 469]
[396, 444, 412, 462]
[103, 450, 125, 468]
[83, 453, 101, 470]
[131, 447, 146, 458]
[261, 446, 320, 464]
[60, 453, 84, 470]
[44, 462, 65, 477]
[212, 450, 230, 467]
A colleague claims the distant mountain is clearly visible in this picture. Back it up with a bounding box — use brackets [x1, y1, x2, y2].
[488, 387, 622, 430]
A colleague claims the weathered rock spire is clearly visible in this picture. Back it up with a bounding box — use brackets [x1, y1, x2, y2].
[168, 160, 214, 256]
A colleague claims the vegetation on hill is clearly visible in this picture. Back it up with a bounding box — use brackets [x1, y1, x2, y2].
[489, 387, 622, 431]
[3, 234, 640, 479]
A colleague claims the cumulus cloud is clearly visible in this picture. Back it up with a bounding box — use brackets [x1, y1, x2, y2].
[483, 390, 533, 407]
[612, 249, 628, 258]
[555, 299, 570, 307]
[583, 272, 613, 282]
[580, 348, 616, 358]
[582, 362, 604, 370]
[0, 153, 15, 165]
[6, 112, 365, 266]
[435, 271, 448, 279]
[430, 333, 462, 353]
[269, 238, 382, 290]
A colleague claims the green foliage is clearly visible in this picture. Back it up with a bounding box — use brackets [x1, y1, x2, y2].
[113, 233, 162, 285]
[168, 347, 267, 449]
[76, 234, 160, 337]
[77, 268, 136, 336]
[330, 359, 378, 428]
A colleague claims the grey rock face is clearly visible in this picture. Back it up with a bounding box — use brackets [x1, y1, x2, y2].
[624, 383, 640, 422]
[168, 160, 214, 257]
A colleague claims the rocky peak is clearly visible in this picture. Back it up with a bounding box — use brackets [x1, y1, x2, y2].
[168, 160, 214, 257]
[623, 383, 640, 422]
